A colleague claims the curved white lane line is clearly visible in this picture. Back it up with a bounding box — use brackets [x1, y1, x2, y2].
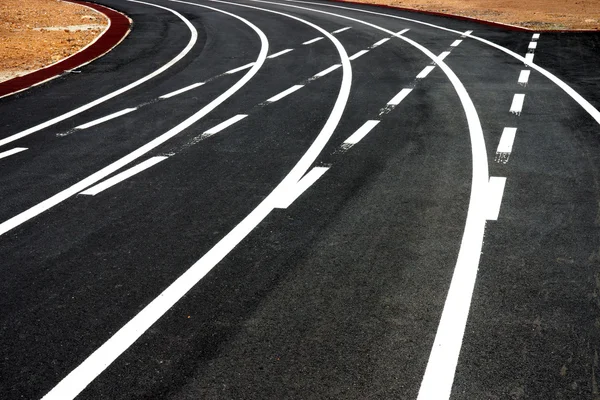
[284, 0, 600, 126]
[0, 3, 269, 236]
[40, 2, 351, 399]
[0, 0, 197, 149]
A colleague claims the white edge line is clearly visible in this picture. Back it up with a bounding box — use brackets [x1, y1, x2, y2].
[486, 177, 506, 221]
[160, 82, 205, 99]
[387, 88, 412, 106]
[275, 166, 329, 208]
[265, 85, 304, 103]
[204, 114, 248, 135]
[74, 108, 138, 130]
[344, 120, 380, 145]
[267, 48, 294, 58]
[80, 156, 167, 196]
[0, 147, 28, 160]
[496, 127, 517, 154]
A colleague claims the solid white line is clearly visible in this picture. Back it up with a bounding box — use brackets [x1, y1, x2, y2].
[485, 177, 506, 221]
[532, 33, 540, 40]
[344, 120, 380, 145]
[0, 0, 198, 149]
[225, 62, 255, 74]
[510, 94, 525, 115]
[160, 82, 205, 99]
[303, 36, 323, 44]
[524, 53, 535, 65]
[518, 70, 530, 85]
[265, 85, 304, 103]
[438, 51, 451, 61]
[528, 41, 537, 50]
[203, 114, 248, 135]
[80, 157, 167, 196]
[496, 127, 517, 154]
[387, 88, 412, 106]
[275, 166, 329, 208]
[332, 26, 351, 33]
[74, 108, 138, 130]
[313, 64, 341, 78]
[0, 147, 27, 160]
[371, 37, 390, 47]
[267, 48, 293, 58]
[349, 49, 369, 60]
[416, 65, 436, 79]
[450, 39, 462, 47]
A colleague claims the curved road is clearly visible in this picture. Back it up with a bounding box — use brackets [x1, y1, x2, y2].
[0, 0, 599, 399]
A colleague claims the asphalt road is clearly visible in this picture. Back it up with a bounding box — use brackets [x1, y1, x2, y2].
[1, 0, 599, 399]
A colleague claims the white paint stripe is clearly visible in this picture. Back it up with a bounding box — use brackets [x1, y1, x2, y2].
[225, 62, 255, 74]
[387, 88, 412, 106]
[267, 48, 293, 58]
[332, 26, 351, 33]
[349, 49, 368, 60]
[461, 30, 473, 37]
[203, 114, 248, 135]
[0, 0, 270, 240]
[510, 94, 525, 115]
[313, 64, 341, 78]
[0, 0, 198, 149]
[160, 82, 205, 99]
[343, 120, 380, 145]
[496, 127, 517, 154]
[74, 108, 138, 130]
[524, 52, 535, 65]
[40, 1, 352, 399]
[485, 177, 506, 221]
[438, 51, 451, 61]
[80, 157, 167, 196]
[303, 36, 323, 44]
[528, 41, 537, 49]
[265, 85, 304, 103]
[276, 166, 329, 208]
[371, 37, 390, 47]
[396, 28, 410, 35]
[0, 147, 27, 160]
[450, 39, 462, 47]
[518, 70, 530, 85]
[532, 33, 540, 40]
[416, 65, 435, 79]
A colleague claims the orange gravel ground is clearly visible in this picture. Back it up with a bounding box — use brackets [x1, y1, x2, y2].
[343, 0, 600, 30]
[0, 0, 107, 83]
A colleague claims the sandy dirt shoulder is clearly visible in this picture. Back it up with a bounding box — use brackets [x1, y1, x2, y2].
[0, 0, 108, 83]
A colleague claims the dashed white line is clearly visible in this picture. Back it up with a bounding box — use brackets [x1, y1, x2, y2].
[485, 177, 507, 221]
[343, 120, 380, 145]
[80, 157, 167, 196]
[275, 166, 329, 208]
[524, 53, 535, 65]
[0, 147, 27, 160]
[528, 41, 538, 50]
[532, 33, 540, 40]
[203, 114, 248, 137]
[450, 39, 462, 47]
[303, 36, 323, 44]
[438, 51, 451, 61]
[518, 70, 531, 86]
[160, 82, 205, 99]
[371, 37, 390, 47]
[416, 65, 436, 79]
[312, 64, 341, 79]
[496, 127, 517, 158]
[396, 28, 410, 35]
[461, 29, 473, 37]
[265, 85, 304, 103]
[387, 88, 413, 105]
[225, 62, 255, 74]
[332, 26, 351, 33]
[74, 108, 138, 130]
[349, 49, 369, 60]
[510, 94, 525, 115]
[267, 48, 294, 58]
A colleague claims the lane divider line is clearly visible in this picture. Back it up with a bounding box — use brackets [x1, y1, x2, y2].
[202, 114, 248, 138]
[416, 65, 436, 79]
[387, 88, 413, 106]
[461, 30, 473, 37]
[160, 82, 205, 99]
[338, 120, 380, 152]
[332, 26, 351, 33]
[73, 108, 138, 130]
[524, 52, 534, 65]
[264, 85, 304, 103]
[532, 33, 540, 40]
[494, 127, 517, 164]
[528, 42, 537, 50]
[275, 166, 330, 208]
[349, 49, 369, 60]
[371, 37, 390, 47]
[310, 64, 342, 80]
[450, 39, 462, 47]
[267, 48, 294, 58]
[0, 147, 28, 160]
[485, 177, 507, 221]
[517, 70, 530, 86]
[79, 157, 167, 196]
[225, 62, 255, 74]
[509, 93, 525, 115]
[437, 51, 451, 61]
[303, 36, 323, 44]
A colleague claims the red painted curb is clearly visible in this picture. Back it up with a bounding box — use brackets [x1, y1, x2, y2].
[0, 1, 131, 98]
[330, 0, 600, 33]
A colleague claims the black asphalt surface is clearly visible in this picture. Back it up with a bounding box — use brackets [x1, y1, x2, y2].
[1, 0, 599, 399]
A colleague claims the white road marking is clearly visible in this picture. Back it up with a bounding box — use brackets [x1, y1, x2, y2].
[450, 39, 462, 47]
[0, 147, 27, 160]
[267, 48, 293, 58]
[312, 64, 341, 78]
[202, 114, 248, 136]
[303, 36, 323, 44]
[485, 177, 506, 221]
[396, 28, 410, 35]
[80, 157, 167, 196]
[371, 37, 390, 47]
[332, 26, 351, 33]
[275, 166, 329, 208]
[40, 1, 352, 398]
[349, 49, 369, 60]
[225, 62, 255, 74]
[532, 33, 540, 40]
[528, 41, 537, 50]
[518, 70, 530, 86]
[74, 108, 138, 130]
[0, 0, 198, 149]
[438, 51, 451, 61]
[416, 65, 436, 79]
[510, 94, 525, 115]
[495, 127, 517, 164]
[160, 82, 205, 98]
[461, 29, 473, 37]
[387, 88, 412, 105]
[343, 120, 380, 145]
[524, 52, 535, 65]
[265, 85, 304, 103]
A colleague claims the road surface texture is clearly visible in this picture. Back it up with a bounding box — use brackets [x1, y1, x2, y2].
[1, 0, 599, 399]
